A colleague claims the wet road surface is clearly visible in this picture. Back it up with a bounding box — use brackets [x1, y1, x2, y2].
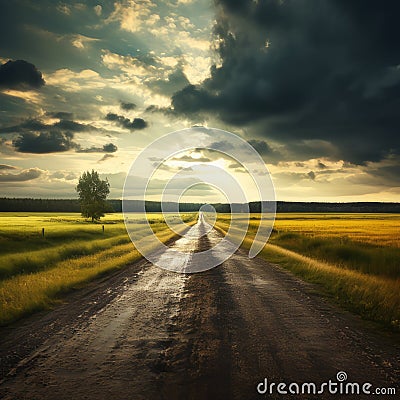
[0, 216, 399, 399]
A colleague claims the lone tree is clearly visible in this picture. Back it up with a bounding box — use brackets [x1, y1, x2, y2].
[76, 170, 110, 222]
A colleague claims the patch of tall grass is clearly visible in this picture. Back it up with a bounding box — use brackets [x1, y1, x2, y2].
[215, 214, 400, 331]
[0, 212, 197, 325]
[270, 232, 400, 278]
[273, 213, 400, 248]
[262, 242, 400, 331]
[0, 235, 130, 279]
[0, 243, 139, 325]
[217, 214, 400, 278]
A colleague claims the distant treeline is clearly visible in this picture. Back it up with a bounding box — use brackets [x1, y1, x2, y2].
[0, 198, 203, 213]
[0, 198, 399, 213]
[250, 201, 400, 213]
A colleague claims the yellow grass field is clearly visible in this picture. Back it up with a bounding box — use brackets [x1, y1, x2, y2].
[274, 213, 400, 247]
[216, 213, 400, 331]
[1, 212, 399, 331]
[0, 212, 196, 325]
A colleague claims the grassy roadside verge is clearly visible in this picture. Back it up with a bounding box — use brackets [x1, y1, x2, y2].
[215, 221, 400, 332]
[0, 234, 130, 279]
[0, 217, 196, 326]
[270, 232, 399, 278]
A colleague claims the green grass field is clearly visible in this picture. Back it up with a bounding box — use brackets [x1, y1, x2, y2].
[216, 213, 400, 331]
[0, 212, 196, 325]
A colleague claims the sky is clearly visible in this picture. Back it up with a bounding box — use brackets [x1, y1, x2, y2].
[0, 0, 399, 203]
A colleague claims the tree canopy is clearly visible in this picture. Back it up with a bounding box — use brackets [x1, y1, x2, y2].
[76, 170, 110, 222]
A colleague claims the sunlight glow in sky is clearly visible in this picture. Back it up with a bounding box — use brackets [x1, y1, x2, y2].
[0, 1, 399, 202]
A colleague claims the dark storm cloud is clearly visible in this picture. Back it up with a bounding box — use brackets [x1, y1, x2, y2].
[103, 143, 118, 153]
[54, 119, 93, 132]
[120, 102, 136, 111]
[0, 118, 95, 134]
[78, 143, 118, 153]
[0, 60, 45, 90]
[282, 140, 339, 162]
[171, 0, 400, 164]
[367, 162, 400, 186]
[0, 114, 121, 154]
[247, 140, 274, 156]
[0, 92, 38, 124]
[105, 113, 148, 131]
[0, 1, 106, 72]
[246, 139, 281, 163]
[46, 111, 74, 120]
[147, 68, 191, 97]
[13, 131, 77, 153]
[0, 168, 42, 182]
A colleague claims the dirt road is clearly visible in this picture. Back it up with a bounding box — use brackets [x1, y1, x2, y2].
[0, 217, 399, 399]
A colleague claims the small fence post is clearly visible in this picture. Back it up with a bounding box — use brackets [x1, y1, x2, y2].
[102, 225, 105, 234]
[42, 227, 45, 237]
